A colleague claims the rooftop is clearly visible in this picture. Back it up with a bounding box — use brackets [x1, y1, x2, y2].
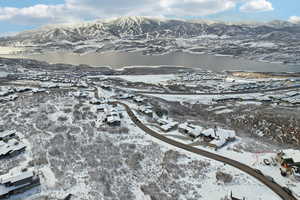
[0, 139, 26, 156]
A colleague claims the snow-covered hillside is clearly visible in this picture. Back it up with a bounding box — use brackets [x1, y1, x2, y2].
[1, 16, 300, 64]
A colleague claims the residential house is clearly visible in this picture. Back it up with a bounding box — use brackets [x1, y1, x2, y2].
[104, 107, 122, 126]
[0, 139, 26, 159]
[157, 119, 178, 132]
[178, 123, 203, 138]
[133, 96, 146, 104]
[0, 169, 40, 199]
[139, 105, 153, 118]
[0, 131, 16, 141]
[203, 128, 236, 149]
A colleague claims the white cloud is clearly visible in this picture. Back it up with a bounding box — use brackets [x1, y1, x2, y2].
[240, 0, 273, 12]
[288, 16, 300, 24]
[0, 0, 274, 26]
[0, 4, 76, 25]
[159, 0, 236, 16]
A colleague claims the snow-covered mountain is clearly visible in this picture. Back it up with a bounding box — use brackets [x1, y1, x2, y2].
[1, 16, 299, 45]
[1, 16, 300, 64]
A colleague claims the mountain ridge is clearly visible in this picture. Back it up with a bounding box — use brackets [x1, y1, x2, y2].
[1, 16, 299, 45]
[1, 16, 299, 65]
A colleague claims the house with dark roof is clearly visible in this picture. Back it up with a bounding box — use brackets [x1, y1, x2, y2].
[0, 169, 40, 199]
[0, 139, 26, 159]
[0, 130, 16, 141]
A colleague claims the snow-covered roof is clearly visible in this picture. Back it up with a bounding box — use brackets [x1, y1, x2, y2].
[106, 107, 121, 124]
[97, 104, 107, 110]
[14, 87, 31, 92]
[0, 139, 26, 157]
[90, 98, 101, 104]
[0, 170, 34, 185]
[282, 96, 300, 104]
[32, 88, 46, 93]
[202, 128, 215, 137]
[118, 93, 134, 99]
[210, 137, 227, 147]
[0, 170, 36, 196]
[139, 105, 153, 114]
[134, 96, 145, 102]
[202, 128, 235, 139]
[107, 114, 121, 123]
[286, 91, 299, 97]
[217, 128, 236, 139]
[0, 130, 16, 140]
[0, 87, 14, 96]
[161, 121, 178, 131]
[178, 123, 203, 137]
[40, 82, 59, 88]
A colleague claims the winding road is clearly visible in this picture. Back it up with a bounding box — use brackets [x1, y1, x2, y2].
[93, 86, 297, 200]
[112, 101, 298, 200]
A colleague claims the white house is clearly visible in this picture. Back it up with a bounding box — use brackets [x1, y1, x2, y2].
[0, 169, 40, 199]
[139, 105, 153, 117]
[205, 128, 236, 148]
[178, 123, 203, 138]
[0, 130, 16, 141]
[0, 139, 26, 159]
[157, 119, 178, 132]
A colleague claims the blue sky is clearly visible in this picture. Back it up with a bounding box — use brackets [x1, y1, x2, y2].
[206, 0, 300, 22]
[0, 0, 299, 35]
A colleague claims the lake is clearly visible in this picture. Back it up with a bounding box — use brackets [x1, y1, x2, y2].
[4, 51, 300, 72]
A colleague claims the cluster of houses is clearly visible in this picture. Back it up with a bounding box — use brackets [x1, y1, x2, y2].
[178, 72, 225, 82]
[269, 91, 300, 105]
[225, 79, 288, 92]
[15, 73, 84, 85]
[103, 105, 123, 126]
[138, 105, 154, 118]
[0, 130, 40, 199]
[172, 71, 300, 96]
[135, 102, 236, 149]
[0, 130, 26, 159]
[89, 98, 123, 127]
[0, 86, 50, 103]
[178, 122, 236, 148]
[114, 90, 237, 149]
[213, 91, 300, 105]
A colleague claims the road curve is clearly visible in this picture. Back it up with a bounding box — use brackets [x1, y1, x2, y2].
[114, 101, 297, 200]
[135, 85, 300, 96]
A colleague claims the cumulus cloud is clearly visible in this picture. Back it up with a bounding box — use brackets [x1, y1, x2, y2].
[240, 0, 273, 12]
[159, 0, 236, 16]
[0, 0, 273, 26]
[0, 4, 77, 25]
[288, 16, 300, 24]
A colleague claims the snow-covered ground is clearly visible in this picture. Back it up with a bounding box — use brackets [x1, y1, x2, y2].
[134, 109, 300, 199]
[0, 46, 25, 55]
[109, 74, 177, 84]
[0, 85, 295, 200]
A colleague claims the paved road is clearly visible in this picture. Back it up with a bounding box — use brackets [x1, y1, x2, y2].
[112, 101, 297, 200]
[135, 85, 300, 96]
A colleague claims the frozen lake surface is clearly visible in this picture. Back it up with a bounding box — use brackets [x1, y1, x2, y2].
[4, 51, 300, 72]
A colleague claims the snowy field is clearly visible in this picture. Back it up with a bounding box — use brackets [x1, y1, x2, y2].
[0, 87, 293, 200]
[109, 74, 177, 84]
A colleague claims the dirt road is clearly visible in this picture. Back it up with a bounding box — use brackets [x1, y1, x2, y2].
[114, 101, 297, 200]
